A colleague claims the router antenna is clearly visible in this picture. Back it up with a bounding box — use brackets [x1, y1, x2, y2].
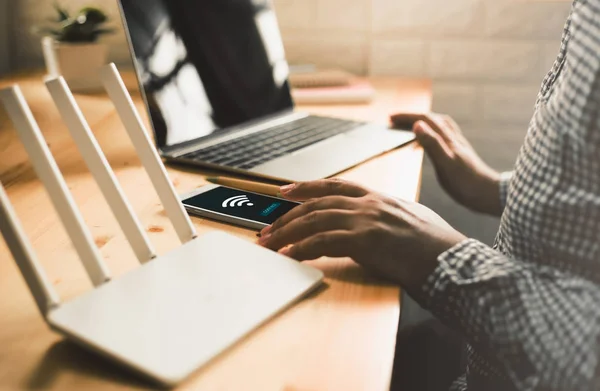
[0, 86, 110, 286]
[46, 77, 156, 264]
[0, 181, 61, 317]
[99, 63, 196, 244]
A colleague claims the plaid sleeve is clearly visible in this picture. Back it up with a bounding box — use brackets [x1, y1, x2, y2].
[498, 171, 513, 210]
[421, 239, 600, 390]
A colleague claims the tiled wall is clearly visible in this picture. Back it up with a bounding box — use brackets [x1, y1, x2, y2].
[272, 0, 572, 127]
[12, 0, 572, 126]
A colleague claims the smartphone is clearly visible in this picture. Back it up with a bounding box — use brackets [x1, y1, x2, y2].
[180, 184, 301, 230]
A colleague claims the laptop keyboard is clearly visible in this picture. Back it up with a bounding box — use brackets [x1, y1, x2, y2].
[181, 116, 365, 170]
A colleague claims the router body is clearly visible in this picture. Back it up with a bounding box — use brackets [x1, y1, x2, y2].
[48, 231, 321, 385]
[0, 64, 323, 386]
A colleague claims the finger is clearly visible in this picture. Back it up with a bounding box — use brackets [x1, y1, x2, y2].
[393, 112, 457, 145]
[260, 210, 355, 251]
[281, 231, 354, 261]
[266, 195, 358, 234]
[390, 113, 428, 130]
[279, 178, 369, 201]
[442, 115, 462, 134]
[391, 112, 443, 134]
[413, 121, 454, 163]
[426, 114, 458, 144]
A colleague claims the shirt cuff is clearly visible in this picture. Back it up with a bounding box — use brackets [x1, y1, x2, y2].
[420, 238, 495, 310]
[498, 171, 514, 210]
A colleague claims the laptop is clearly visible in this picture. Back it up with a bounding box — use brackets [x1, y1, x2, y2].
[117, 0, 415, 183]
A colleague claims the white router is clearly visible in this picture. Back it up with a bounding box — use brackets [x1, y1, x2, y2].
[0, 64, 323, 386]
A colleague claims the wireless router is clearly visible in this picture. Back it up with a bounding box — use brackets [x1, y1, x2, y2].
[0, 64, 323, 386]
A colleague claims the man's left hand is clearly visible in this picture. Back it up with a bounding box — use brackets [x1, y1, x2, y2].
[258, 179, 466, 292]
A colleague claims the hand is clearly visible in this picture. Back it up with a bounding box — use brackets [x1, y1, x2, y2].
[392, 113, 503, 216]
[258, 179, 466, 293]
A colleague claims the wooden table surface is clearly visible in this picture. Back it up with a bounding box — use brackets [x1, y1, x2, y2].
[0, 72, 431, 391]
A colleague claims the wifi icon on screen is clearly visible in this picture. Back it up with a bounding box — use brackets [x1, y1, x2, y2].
[222, 195, 254, 208]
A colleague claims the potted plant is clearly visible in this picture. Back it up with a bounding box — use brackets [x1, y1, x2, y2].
[37, 4, 114, 92]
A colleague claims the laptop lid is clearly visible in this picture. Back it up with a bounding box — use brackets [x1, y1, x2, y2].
[117, 0, 294, 153]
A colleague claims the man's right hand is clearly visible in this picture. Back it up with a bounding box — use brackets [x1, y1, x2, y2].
[391, 113, 503, 216]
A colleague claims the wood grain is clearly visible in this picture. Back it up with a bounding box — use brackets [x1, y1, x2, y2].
[0, 73, 430, 391]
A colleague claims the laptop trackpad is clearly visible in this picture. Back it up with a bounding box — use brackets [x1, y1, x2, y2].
[290, 134, 347, 156]
[252, 134, 375, 182]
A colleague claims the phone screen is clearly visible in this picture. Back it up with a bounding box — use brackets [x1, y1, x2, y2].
[183, 186, 300, 225]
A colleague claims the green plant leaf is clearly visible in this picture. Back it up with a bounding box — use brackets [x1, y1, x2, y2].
[53, 3, 70, 22]
[78, 7, 108, 24]
[36, 3, 112, 43]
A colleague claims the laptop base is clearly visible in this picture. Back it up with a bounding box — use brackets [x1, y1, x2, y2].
[251, 123, 416, 182]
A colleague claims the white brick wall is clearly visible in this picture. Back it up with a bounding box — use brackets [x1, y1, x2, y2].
[431, 82, 481, 123]
[482, 84, 541, 124]
[284, 35, 369, 75]
[485, 1, 570, 39]
[372, 0, 485, 37]
[12, 0, 572, 128]
[369, 40, 428, 77]
[429, 41, 542, 81]
[273, 0, 572, 129]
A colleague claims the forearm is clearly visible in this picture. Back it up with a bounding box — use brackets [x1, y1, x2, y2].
[475, 170, 512, 217]
[416, 239, 600, 390]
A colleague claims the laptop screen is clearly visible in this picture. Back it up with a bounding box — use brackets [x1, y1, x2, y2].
[118, 0, 294, 150]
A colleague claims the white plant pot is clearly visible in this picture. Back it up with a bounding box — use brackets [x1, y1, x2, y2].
[41, 36, 108, 92]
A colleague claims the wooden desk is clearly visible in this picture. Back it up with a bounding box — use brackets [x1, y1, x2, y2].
[0, 73, 430, 391]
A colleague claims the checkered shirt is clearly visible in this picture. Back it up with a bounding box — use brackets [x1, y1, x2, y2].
[420, 1, 600, 390]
